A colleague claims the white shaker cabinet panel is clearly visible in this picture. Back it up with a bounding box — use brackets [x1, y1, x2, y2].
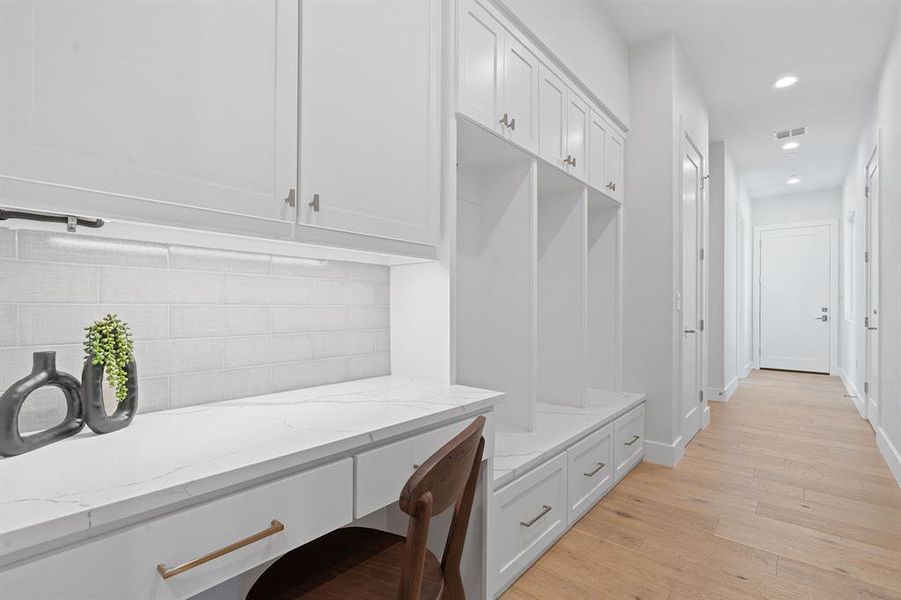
[300, 0, 440, 246]
[0, 0, 298, 222]
[501, 36, 539, 154]
[457, 0, 504, 134]
[565, 88, 589, 183]
[588, 110, 609, 194]
[606, 132, 625, 203]
[538, 65, 567, 170]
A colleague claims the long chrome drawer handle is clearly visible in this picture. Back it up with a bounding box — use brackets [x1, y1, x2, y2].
[624, 435, 641, 446]
[156, 519, 284, 579]
[520, 505, 552, 528]
[583, 462, 606, 477]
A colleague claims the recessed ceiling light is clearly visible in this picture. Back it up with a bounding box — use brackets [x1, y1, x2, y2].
[787, 176, 800, 185]
[782, 141, 800, 150]
[774, 75, 799, 89]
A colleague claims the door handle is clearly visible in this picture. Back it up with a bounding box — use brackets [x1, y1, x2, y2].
[684, 329, 696, 334]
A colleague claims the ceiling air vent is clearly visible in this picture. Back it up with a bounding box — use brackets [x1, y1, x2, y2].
[774, 126, 808, 141]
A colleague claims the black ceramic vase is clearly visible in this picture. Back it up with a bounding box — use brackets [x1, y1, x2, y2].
[0, 351, 85, 457]
[82, 358, 138, 434]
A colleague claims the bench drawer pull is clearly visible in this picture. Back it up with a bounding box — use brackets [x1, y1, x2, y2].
[624, 435, 640, 446]
[583, 462, 606, 477]
[520, 505, 552, 528]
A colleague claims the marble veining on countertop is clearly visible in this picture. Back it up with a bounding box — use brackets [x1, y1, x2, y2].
[0, 376, 503, 563]
[493, 389, 645, 488]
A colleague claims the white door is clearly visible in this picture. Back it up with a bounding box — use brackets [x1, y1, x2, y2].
[501, 36, 538, 153]
[300, 0, 439, 245]
[565, 88, 589, 182]
[759, 224, 831, 373]
[681, 139, 704, 442]
[588, 110, 608, 193]
[538, 65, 567, 169]
[606, 132, 624, 203]
[0, 0, 298, 221]
[457, 0, 503, 133]
[865, 154, 880, 426]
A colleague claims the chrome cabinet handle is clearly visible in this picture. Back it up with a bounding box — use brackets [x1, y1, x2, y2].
[571, 156, 576, 167]
[564, 155, 574, 167]
[309, 194, 320, 212]
[816, 315, 829, 321]
[520, 505, 552, 527]
[583, 462, 606, 477]
[500, 113, 510, 127]
[612, 183, 616, 191]
[157, 520, 284, 579]
[684, 329, 696, 334]
[509, 117, 516, 131]
[867, 326, 878, 331]
[606, 182, 614, 190]
[284, 189, 296, 208]
[624, 435, 640, 446]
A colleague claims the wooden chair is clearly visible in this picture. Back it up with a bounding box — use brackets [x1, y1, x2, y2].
[247, 416, 486, 600]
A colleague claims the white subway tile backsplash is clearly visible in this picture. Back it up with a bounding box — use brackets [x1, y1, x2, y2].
[171, 366, 271, 408]
[270, 256, 346, 279]
[16, 388, 69, 434]
[171, 305, 269, 338]
[0, 228, 15, 257]
[0, 260, 98, 304]
[3, 229, 391, 427]
[170, 246, 269, 274]
[18, 230, 168, 267]
[0, 305, 16, 347]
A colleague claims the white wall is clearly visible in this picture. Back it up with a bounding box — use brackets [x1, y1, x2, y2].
[840, 6, 901, 485]
[498, 0, 629, 127]
[624, 32, 709, 465]
[736, 186, 753, 377]
[751, 188, 842, 227]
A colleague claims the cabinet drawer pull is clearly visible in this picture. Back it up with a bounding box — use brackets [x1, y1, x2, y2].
[520, 505, 552, 528]
[309, 194, 320, 212]
[583, 462, 606, 477]
[624, 435, 640, 446]
[509, 117, 516, 131]
[500, 113, 510, 127]
[156, 519, 285, 579]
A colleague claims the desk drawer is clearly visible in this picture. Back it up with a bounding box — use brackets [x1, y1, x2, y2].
[566, 423, 614, 523]
[0, 459, 353, 600]
[354, 419, 471, 517]
[491, 452, 567, 595]
[614, 404, 645, 481]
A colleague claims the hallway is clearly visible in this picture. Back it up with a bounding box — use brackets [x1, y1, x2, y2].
[502, 370, 901, 600]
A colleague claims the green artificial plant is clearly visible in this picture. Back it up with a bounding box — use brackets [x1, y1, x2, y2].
[84, 314, 135, 403]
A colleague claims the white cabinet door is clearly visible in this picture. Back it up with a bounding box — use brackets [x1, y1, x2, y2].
[457, 0, 504, 134]
[565, 88, 589, 182]
[588, 110, 609, 194]
[538, 65, 567, 170]
[299, 0, 440, 246]
[607, 132, 625, 203]
[501, 36, 539, 154]
[0, 0, 298, 222]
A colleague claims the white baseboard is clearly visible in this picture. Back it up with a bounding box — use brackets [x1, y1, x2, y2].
[876, 426, 901, 488]
[708, 377, 738, 403]
[703, 405, 711, 429]
[644, 436, 684, 467]
[838, 368, 865, 418]
[741, 361, 754, 378]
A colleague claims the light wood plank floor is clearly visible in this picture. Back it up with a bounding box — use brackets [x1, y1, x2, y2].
[502, 369, 901, 600]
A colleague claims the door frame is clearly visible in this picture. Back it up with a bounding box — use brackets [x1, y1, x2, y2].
[752, 219, 839, 374]
[864, 140, 880, 426]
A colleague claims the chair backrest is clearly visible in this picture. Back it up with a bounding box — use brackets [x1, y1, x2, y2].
[396, 415, 486, 600]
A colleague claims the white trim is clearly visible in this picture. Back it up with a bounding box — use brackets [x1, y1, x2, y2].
[839, 367, 866, 418]
[876, 426, 901, 488]
[753, 219, 840, 374]
[703, 405, 711, 429]
[644, 436, 684, 467]
[708, 377, 738, 402]
[741, 361, 754, 378]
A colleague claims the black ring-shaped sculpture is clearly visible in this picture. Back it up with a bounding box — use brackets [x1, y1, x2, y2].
[82, 359, 138, 434]
[0, 352, 85, 457]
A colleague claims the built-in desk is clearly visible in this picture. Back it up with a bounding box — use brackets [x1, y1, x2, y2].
[0, 376, 503, 600]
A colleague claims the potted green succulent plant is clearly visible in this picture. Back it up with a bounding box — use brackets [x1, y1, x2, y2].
[82, 314, 138, 434]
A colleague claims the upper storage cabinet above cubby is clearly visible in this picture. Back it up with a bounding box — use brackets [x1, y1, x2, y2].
[0, 0, 440, 258]
[456, 0, 625, 203]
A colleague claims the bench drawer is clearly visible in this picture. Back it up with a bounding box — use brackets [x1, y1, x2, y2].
[0, 459, 353, 600]
[614, 403, 645, 481]
[566, 423, 614, 523]
[491, 452, 567, 596]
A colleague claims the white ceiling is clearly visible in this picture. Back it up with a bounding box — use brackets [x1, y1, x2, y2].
[599, 0, 900, 198]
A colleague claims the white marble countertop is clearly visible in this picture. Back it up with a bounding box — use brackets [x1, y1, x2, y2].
[0, 376, 503, 564]
[493, 389, 645, 488]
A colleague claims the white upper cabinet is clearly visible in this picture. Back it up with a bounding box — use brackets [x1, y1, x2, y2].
[565, 88, 589, 182]
[0, 0, 298, 222]
[457, 0, 504, 134]
[606, 131, 625, 203]
[299, 0, 440, 246]
[457, 0, 537, 154]
[589, 110, 609, 193]
[501, 37, 539, 154]
[538, 66, 567, 170]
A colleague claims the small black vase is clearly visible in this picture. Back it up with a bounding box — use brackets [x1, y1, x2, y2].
[82, 359, 138, 434]
[0, 351, 85, 457]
